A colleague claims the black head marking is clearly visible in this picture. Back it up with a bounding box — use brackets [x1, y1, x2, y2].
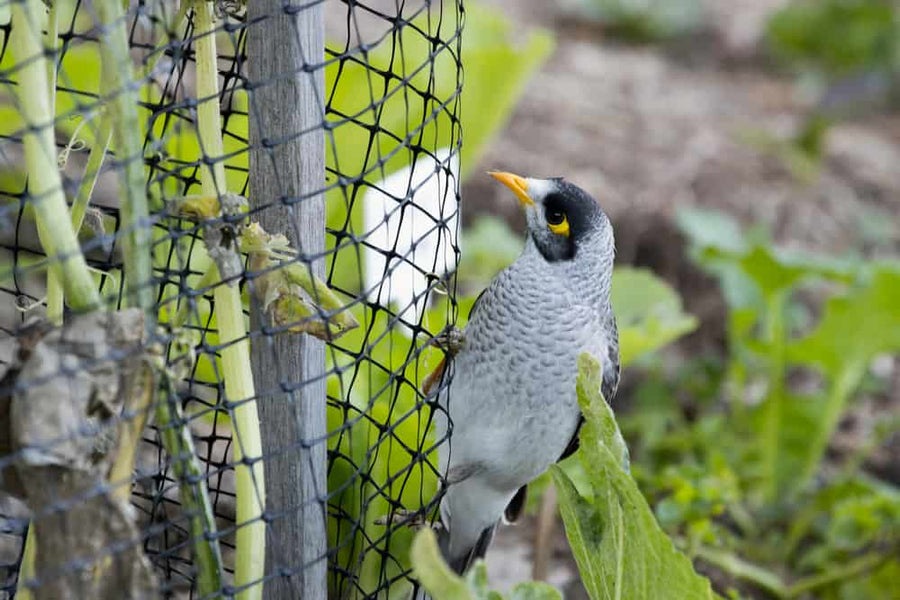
[531, 179, 606, 263]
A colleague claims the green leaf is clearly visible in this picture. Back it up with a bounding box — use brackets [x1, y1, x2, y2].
[410, 529, 562, 600]
[411, 529, 472, 600]
[766, 0, 899, 78]
[675, 208, 748, 255]
[780, 265, 900, 494]
[611, 268, 698, 366]
[677, 207, 857, 310]
[552, 353, 717, 600]
[508, 583, 565, 600]
[580, 0, 705, 42]
[789, 266, 900, 375]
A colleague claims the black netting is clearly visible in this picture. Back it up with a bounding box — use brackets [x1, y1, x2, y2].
[0, 0, 462, 597]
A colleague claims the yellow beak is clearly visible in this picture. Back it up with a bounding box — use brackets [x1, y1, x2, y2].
[489, 171, 533, 207]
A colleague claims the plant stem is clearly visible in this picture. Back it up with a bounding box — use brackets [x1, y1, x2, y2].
[193, 2, 265, 598]
[17, 527, 36, 600]
[786, 552, 887, 598]
[44, 1, 62, 325]
[16, 5, 73, 594]
[214, 273, 265, 599]
[44, 0, 58, 111]
[532, 485, 557, 581]
[797, 364, 864, 491]
[71, 0, 186, 272]
[71, 117, 112, 235]
[46, 273, 64, 324]
[108, 362, 156, 503]
[95, 0, 154, 318]
[11, 0, 100, 312]
[761, 291, 786, 501]
[156, 371, 224, 598]
[692, 544, 788, 598]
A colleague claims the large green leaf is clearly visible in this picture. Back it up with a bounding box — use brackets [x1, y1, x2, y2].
[611, 268, 698, 365]
[676, 207, 892, 500]
[780, 265, 900, 493]
[552, 354, 717, 600]
[789, 266, 900, 375]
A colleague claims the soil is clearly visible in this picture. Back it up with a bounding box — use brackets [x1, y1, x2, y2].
[464, 0, 900, 594]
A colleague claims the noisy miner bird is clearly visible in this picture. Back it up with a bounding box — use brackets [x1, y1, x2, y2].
[425, 172, 620, 573]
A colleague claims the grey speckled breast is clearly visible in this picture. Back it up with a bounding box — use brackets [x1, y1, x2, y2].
[436, 242, 613, 491]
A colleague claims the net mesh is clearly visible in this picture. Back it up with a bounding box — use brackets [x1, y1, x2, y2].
[0, 0, 463, 597]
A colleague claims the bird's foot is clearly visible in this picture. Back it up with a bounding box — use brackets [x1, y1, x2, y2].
[432, 326, 465, 357]
[374, 509, 443, 532]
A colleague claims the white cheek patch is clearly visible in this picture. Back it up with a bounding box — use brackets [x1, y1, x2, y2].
[525, 178, 555, 203]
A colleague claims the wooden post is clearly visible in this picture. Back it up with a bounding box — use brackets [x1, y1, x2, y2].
[247, 2, 327, 599]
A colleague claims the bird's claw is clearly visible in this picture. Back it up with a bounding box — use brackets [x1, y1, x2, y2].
[433, 326, 465, 357]
[374, 509, 443, 532]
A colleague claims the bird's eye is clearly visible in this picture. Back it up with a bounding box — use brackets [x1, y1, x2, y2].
[546, 207, 565, 225]
[545, 206, 570, 237]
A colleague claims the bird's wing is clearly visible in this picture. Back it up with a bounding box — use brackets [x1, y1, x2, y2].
[602, 317, 621, 403]
[467, 287, 488, 320]
[558, 417, 585, 462]
[558, 324, 621, 463]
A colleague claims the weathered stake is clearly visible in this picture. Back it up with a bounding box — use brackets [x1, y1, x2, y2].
[247, 2, 328, 599]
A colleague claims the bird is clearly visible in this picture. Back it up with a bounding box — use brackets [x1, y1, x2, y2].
[426, 171, 620, 574]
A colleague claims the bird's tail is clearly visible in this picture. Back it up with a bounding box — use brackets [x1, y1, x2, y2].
[411, 522, 497, 600]
[444, 522, 496, 575]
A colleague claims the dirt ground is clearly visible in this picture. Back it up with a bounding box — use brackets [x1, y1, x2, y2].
[466, 0, 900, 594]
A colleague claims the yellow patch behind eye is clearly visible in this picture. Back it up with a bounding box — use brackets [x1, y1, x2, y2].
[548, 216, 570, 237]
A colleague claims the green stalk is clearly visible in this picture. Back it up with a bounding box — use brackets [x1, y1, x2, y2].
[17, 530, 36, 600]
[71, 118, 112, 235]
[12, 3, 99, 596]
[761, 291, 786, 501]
[193, 2, 264, 598]
[796, 364, 864, 490]
[95, 0, 154, 317]
[108, 363, 157, 503]
[46, 272, 64, 323]
[156, 372, 224, 597]
[71, 0, 187, 261]
[11, 0, 100, 311]
[95, 0, 225, 593]
[44, 1, 58, 111]
[214, 270, 265, 599]
[19, 4, 57, 594]
[44, 1, 62, 324]
[786, 552, 887, 598]
[692, 544, 788, 598]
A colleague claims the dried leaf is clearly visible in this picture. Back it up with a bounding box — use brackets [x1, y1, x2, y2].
[240, 222, 359, 340]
